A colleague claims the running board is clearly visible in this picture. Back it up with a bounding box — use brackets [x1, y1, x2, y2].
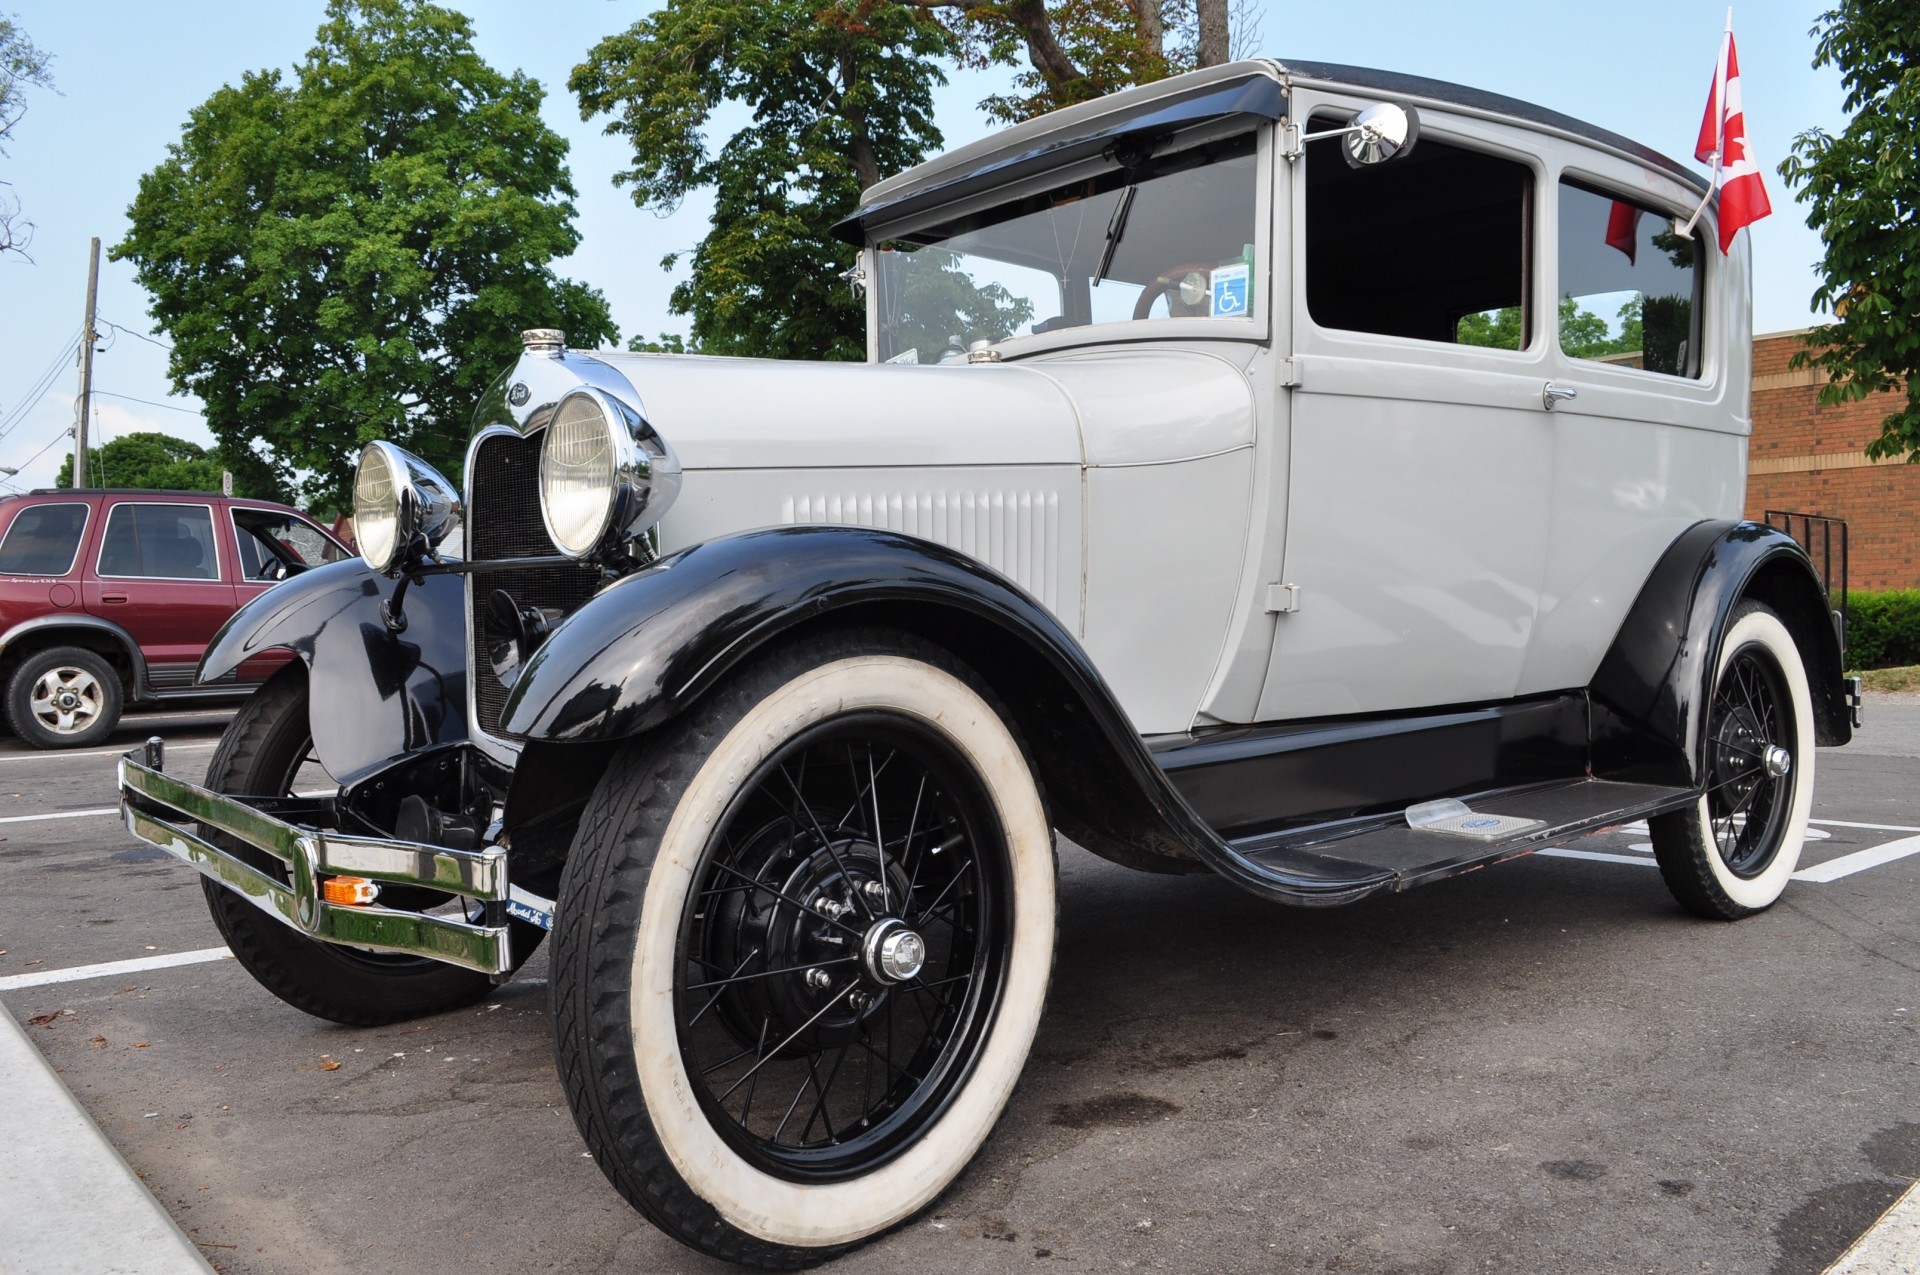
[1218, 779, 1697, 901]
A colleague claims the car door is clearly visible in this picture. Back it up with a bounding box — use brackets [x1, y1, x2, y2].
[84, 500, 237, 694]
[226, 504, 353, 684]
[1257, 94, 1557, 720]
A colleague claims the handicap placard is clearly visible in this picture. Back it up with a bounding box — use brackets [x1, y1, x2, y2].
[1211, 262, 1250, 317]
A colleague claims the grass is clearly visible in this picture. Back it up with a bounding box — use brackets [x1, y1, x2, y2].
[1853, 665, 1920, 694]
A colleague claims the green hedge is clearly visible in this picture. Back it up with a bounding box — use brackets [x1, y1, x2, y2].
[1845, 589, 1920, 670]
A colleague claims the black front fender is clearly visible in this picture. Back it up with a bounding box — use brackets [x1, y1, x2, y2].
[198, 559, 469, 786]
[501, 526, 1083, 742]
[1590, 519, 1849, 786]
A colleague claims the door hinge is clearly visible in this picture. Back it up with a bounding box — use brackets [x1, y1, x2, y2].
[1265, 582, 1301, 614]
[1281, 356, 1301, 388]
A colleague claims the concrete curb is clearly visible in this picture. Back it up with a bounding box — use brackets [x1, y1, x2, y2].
[0, 1009, 215, 1275]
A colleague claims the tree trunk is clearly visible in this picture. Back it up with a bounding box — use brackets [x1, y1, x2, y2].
[1197, 0, 1230, 67]
[1131, 0, 1165, 69]
[1008, 0, 1086, 89]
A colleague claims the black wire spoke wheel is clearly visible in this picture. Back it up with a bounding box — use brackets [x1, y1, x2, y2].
[550, 633, 1057, 1267]
[1650, 602, 1814, 921]
[679, 714, 1010, 1181]
[1702, 646, 1796, 879]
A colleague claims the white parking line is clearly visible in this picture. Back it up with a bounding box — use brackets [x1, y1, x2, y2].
[1792, 835, 1920, 884]
[1538, 847, 1657, 868]
[1810, 818, 1920, 834]
[0, 741, 220, 763]
[0, 948, 233, 993]
[1825, 1180, 1920, 1274]
[0, 807, 116, 825]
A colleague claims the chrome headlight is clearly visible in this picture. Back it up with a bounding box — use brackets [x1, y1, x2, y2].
[538, 388, 681, 559]
[352, 442, 462, 574]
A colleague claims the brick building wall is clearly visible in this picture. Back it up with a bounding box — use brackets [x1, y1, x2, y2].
[1745, 329, 1920, 591]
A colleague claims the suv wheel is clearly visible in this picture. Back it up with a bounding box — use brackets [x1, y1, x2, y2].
[6, 646, 123, 749]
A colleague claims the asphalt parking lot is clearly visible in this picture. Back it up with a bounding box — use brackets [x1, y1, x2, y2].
[4, 698, 1918, 1274]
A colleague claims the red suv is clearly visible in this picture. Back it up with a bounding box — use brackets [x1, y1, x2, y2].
[0, 489, 350, 748]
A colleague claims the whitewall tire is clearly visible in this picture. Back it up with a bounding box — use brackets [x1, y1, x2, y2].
[550, 629, 1056, 1268]
[1650, 603, 1815, 919]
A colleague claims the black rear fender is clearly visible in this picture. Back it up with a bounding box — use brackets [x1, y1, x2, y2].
[1590, 520, 1850, 787]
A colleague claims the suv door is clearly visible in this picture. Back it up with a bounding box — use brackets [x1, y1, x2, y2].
[1258, 96, 1556, 719]
[83, 500, 236, 694]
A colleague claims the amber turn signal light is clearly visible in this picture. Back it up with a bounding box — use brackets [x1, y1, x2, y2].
[321, 876, 380, 907]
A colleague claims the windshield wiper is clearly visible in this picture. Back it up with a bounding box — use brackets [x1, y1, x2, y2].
[1091, 185, 1137, 287]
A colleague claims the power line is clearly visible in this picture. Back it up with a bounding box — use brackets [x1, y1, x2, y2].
[89, 389, 204, 416]
[7, 425, 76, 480]
[99, 318, 173, 352]
[0, 328, 83, 440]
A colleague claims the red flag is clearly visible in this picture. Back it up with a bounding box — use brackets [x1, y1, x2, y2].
[1605, 200, 1642, 264]
[1694, 29, 1771, 252]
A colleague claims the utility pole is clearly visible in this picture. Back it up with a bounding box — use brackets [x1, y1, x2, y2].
[73, 237, 100, 489]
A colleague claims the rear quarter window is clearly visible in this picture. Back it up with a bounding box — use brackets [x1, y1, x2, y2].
[0, 503, 90, 576]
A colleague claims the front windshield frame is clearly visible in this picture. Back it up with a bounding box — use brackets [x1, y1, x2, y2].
[865, 118, 1274, 363]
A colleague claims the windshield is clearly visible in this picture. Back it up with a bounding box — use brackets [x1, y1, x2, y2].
[874, 132, 1260, 364]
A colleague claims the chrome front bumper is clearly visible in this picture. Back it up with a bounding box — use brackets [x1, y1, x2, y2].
[118, 741, 513, 975]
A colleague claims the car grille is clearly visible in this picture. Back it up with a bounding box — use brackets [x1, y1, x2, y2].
[466, 431, 603, 737]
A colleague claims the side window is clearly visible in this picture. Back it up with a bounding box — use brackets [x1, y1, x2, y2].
[1305, 114, 1534, 348]
[98, 504, 220, 580]
[232, 509, 347, 580]
[1557, 179, 1702, 377]
[0, 503, 89, 576]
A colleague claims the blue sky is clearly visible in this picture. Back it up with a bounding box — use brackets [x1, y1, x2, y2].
[0, 1, 1847, 494]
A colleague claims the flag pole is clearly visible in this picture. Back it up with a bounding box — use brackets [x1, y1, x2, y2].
[1677, 9, 1732, 240]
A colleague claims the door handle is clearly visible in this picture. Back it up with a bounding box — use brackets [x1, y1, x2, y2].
[1542, 382, 1579, 410]
[100, 593, 128, 604]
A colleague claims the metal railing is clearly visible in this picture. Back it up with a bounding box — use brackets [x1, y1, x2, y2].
[1764, 510, 1849, 619]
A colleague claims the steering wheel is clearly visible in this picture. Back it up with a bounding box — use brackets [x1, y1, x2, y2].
[1132, 262, 1225, 321]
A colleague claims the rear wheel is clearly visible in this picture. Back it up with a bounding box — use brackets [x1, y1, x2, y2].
[551, 630, 1056, 1268]
[1650, 603, 1815, 919]
[6, 646, 122, 749]
[201, 665, 534, 1025]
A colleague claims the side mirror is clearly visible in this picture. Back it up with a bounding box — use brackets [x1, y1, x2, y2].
[1343, 102, 1419, 168]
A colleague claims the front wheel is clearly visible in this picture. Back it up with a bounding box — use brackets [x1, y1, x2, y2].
[1650, 602, 1816, 919]
[201, 665, 536, 1025]
[551, 631, 1057, 1268]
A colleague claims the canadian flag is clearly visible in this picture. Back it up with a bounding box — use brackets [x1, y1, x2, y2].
[1693, 25, 1771, 253]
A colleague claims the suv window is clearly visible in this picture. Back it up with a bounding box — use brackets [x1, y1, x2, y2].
[0, 503, 89, 576]
[97, 503, 220, 580]
[1557, 178, 1702, 377]
[232, 509, 347, 580]
[874, 131, 1260, 363]
[1305, 114, 1534, 348]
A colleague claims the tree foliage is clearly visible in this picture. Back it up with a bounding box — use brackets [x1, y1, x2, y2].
[573, 1, 950, 362]
[931, 0, 1248, 124]
[575, 1, 1253, 360]
[1779, 1, 1920, 462]
[0, 14, 55, 259]
[114, 0, 615, 506]
[53, 431, 268, 497]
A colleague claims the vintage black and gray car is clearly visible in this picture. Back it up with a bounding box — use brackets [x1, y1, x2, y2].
[119, 59, 1859, 1267]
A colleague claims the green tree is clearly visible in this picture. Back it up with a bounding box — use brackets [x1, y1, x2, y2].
[114, 0, 615, 506]
[931, 1, 1249, 124]
[1779, 1, 1920, 462]
[573, 1, 953, 362]
[1, 14, 56, 258]
[574, 1, 1253, 362]
[52, 431, 271, 497]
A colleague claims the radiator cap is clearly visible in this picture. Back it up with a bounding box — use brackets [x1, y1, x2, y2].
[521, 328, 566, 356]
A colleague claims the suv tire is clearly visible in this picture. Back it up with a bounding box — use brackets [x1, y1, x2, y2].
[5, 646, 123, 749]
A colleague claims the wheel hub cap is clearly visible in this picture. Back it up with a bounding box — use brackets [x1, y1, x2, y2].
[1763, 743, 1792, 779]
[862, 918, 926, 984]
